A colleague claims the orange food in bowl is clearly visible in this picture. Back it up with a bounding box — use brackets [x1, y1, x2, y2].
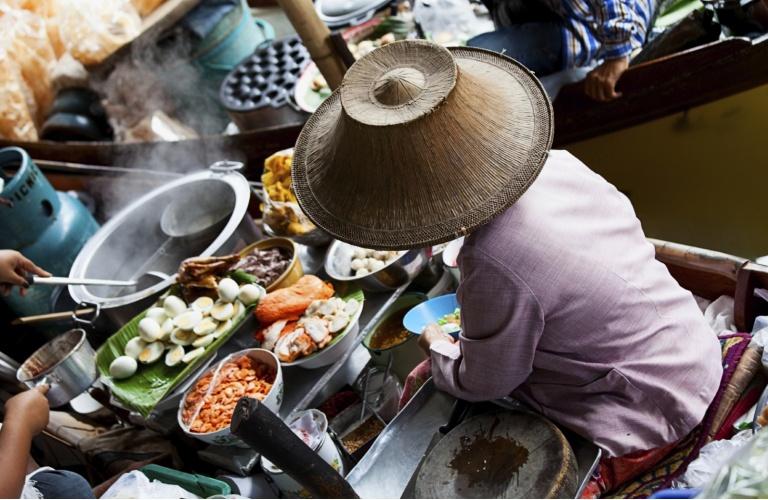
[181, 355, 275, 434]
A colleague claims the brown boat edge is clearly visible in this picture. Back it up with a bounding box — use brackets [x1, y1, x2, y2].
[1, 35, 766, 172]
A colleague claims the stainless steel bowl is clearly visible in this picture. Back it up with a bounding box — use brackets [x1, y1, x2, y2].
[17, 328, 97, 407]
[324, 240, 429, 292]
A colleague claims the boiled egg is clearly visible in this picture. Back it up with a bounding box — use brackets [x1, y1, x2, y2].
[138, 341, 164, 364]
[139, 317, 163, 342]
[174, 310, 203, 331]
[145, 307, 167, 324]
[210, 301, 234, 321]
[170, 328, 195, 346]
[124, 337, 147, 359]
[192, 333, 215, 348]
[217, 278, 239, 303]
[212, 318, 232, 339]
[109, 356, 138, 379]
[182, 346, 206, 364]
[165, 345, 185, 367]
[191, 296, 215, 314]
[238, 284, 262, 306]
[193, 317, 218, 336]
[163, 295, 187, 318]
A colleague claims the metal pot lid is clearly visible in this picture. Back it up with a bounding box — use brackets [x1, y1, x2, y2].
[414, 412, 578, 499]
[68, 162, 251, 309]
[315, 0, 390, 27]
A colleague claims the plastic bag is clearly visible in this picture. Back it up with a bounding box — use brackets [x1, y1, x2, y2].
[678, 430, 754, 488]
[101, 470, 198, 499]
[703, 295, 736, 335]
[413, 0, 493, 45]
[51, 0, 141, 66]
[700, 428, 768, 497]
[0, 51, 38, 141]
[0, 6, 56, 122]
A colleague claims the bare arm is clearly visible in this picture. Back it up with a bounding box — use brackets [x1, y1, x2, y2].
[0, 387, 50, 498]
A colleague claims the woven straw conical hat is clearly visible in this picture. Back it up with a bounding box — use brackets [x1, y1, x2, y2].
[292, 40, 553, 250]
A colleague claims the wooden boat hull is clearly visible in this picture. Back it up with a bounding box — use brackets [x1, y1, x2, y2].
[3, 36, 765, 172]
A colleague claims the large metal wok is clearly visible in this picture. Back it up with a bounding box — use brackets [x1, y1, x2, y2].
[63, 161, 258, 336]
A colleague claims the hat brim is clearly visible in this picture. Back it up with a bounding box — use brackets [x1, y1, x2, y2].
[293, 46, 553, 250]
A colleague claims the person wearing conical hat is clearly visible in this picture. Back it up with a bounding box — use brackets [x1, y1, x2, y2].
[292, 41, 722, 495]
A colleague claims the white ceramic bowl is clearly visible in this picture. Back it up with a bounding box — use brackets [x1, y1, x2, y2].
[177, 348, 284, 447]
[280, 298, 364, 370]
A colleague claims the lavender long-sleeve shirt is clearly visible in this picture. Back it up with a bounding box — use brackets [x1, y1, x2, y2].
[430, 150, 723, 457]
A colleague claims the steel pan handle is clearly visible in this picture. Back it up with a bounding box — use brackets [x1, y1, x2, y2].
[73, 301, 100, 329]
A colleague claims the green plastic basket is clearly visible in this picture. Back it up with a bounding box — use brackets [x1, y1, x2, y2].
[140, 464, 231, 498]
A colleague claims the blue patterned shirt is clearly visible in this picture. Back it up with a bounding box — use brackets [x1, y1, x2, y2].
[562, 0, 656, 67]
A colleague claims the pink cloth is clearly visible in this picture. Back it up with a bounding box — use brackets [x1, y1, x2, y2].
[429, 150, 723, 457]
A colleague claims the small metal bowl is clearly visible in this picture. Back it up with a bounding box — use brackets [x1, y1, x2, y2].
[237, 237, 304, 291]
[324, 240, 429, 292]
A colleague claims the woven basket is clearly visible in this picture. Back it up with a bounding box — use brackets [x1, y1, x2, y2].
[293, 40, 553, 250]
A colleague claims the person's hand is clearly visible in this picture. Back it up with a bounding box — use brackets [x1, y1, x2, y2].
[585, 56, 629, 101]
[4, 386, 50, 437]
[0, 250, 50, 296]
[419, 323, 456, 355]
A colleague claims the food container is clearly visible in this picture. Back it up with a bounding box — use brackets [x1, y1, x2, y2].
[260, 409, 344, 498]
[236, 237, 303, 292]
[260, 149, 332, 247]
[363, 293, 428, 382]
[178, 348, 283, 447]
[17, 328, 97, 407]
[280, 291, 364, 370]
[324, 241, 429, 292]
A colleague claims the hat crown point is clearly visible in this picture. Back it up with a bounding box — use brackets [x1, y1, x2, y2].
[372, 67, 426, 106]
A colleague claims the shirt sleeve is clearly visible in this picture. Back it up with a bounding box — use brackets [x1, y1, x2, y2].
[430, 245, 545, 402]
[593, 0, 645, 60]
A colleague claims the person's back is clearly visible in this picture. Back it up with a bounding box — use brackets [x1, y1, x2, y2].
[440, 149, 722, 456]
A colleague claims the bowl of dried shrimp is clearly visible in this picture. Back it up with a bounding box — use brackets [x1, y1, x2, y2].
[177, 348, 283, 446]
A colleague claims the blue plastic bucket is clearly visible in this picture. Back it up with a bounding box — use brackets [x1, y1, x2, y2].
[194, 0, 275, 82]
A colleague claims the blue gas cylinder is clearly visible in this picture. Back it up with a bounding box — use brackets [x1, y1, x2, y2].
[0, 147, 99, 317]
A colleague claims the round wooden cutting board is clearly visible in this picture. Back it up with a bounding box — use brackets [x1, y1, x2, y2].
[414, 411, 578, 499]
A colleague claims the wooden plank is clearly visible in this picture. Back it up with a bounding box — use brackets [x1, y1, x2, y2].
[553, 36, 768, 146]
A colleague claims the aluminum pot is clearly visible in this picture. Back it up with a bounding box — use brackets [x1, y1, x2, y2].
[324, 240, 429, 292]
[66, 161, 259, 336]
[16, 328, 97, 407]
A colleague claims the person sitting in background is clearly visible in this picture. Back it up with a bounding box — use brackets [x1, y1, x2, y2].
[0, 250, 93, 499]
[469, 0, 656, 100]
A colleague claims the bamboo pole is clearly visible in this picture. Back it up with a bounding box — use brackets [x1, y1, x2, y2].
[276, 0, 348, 90]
